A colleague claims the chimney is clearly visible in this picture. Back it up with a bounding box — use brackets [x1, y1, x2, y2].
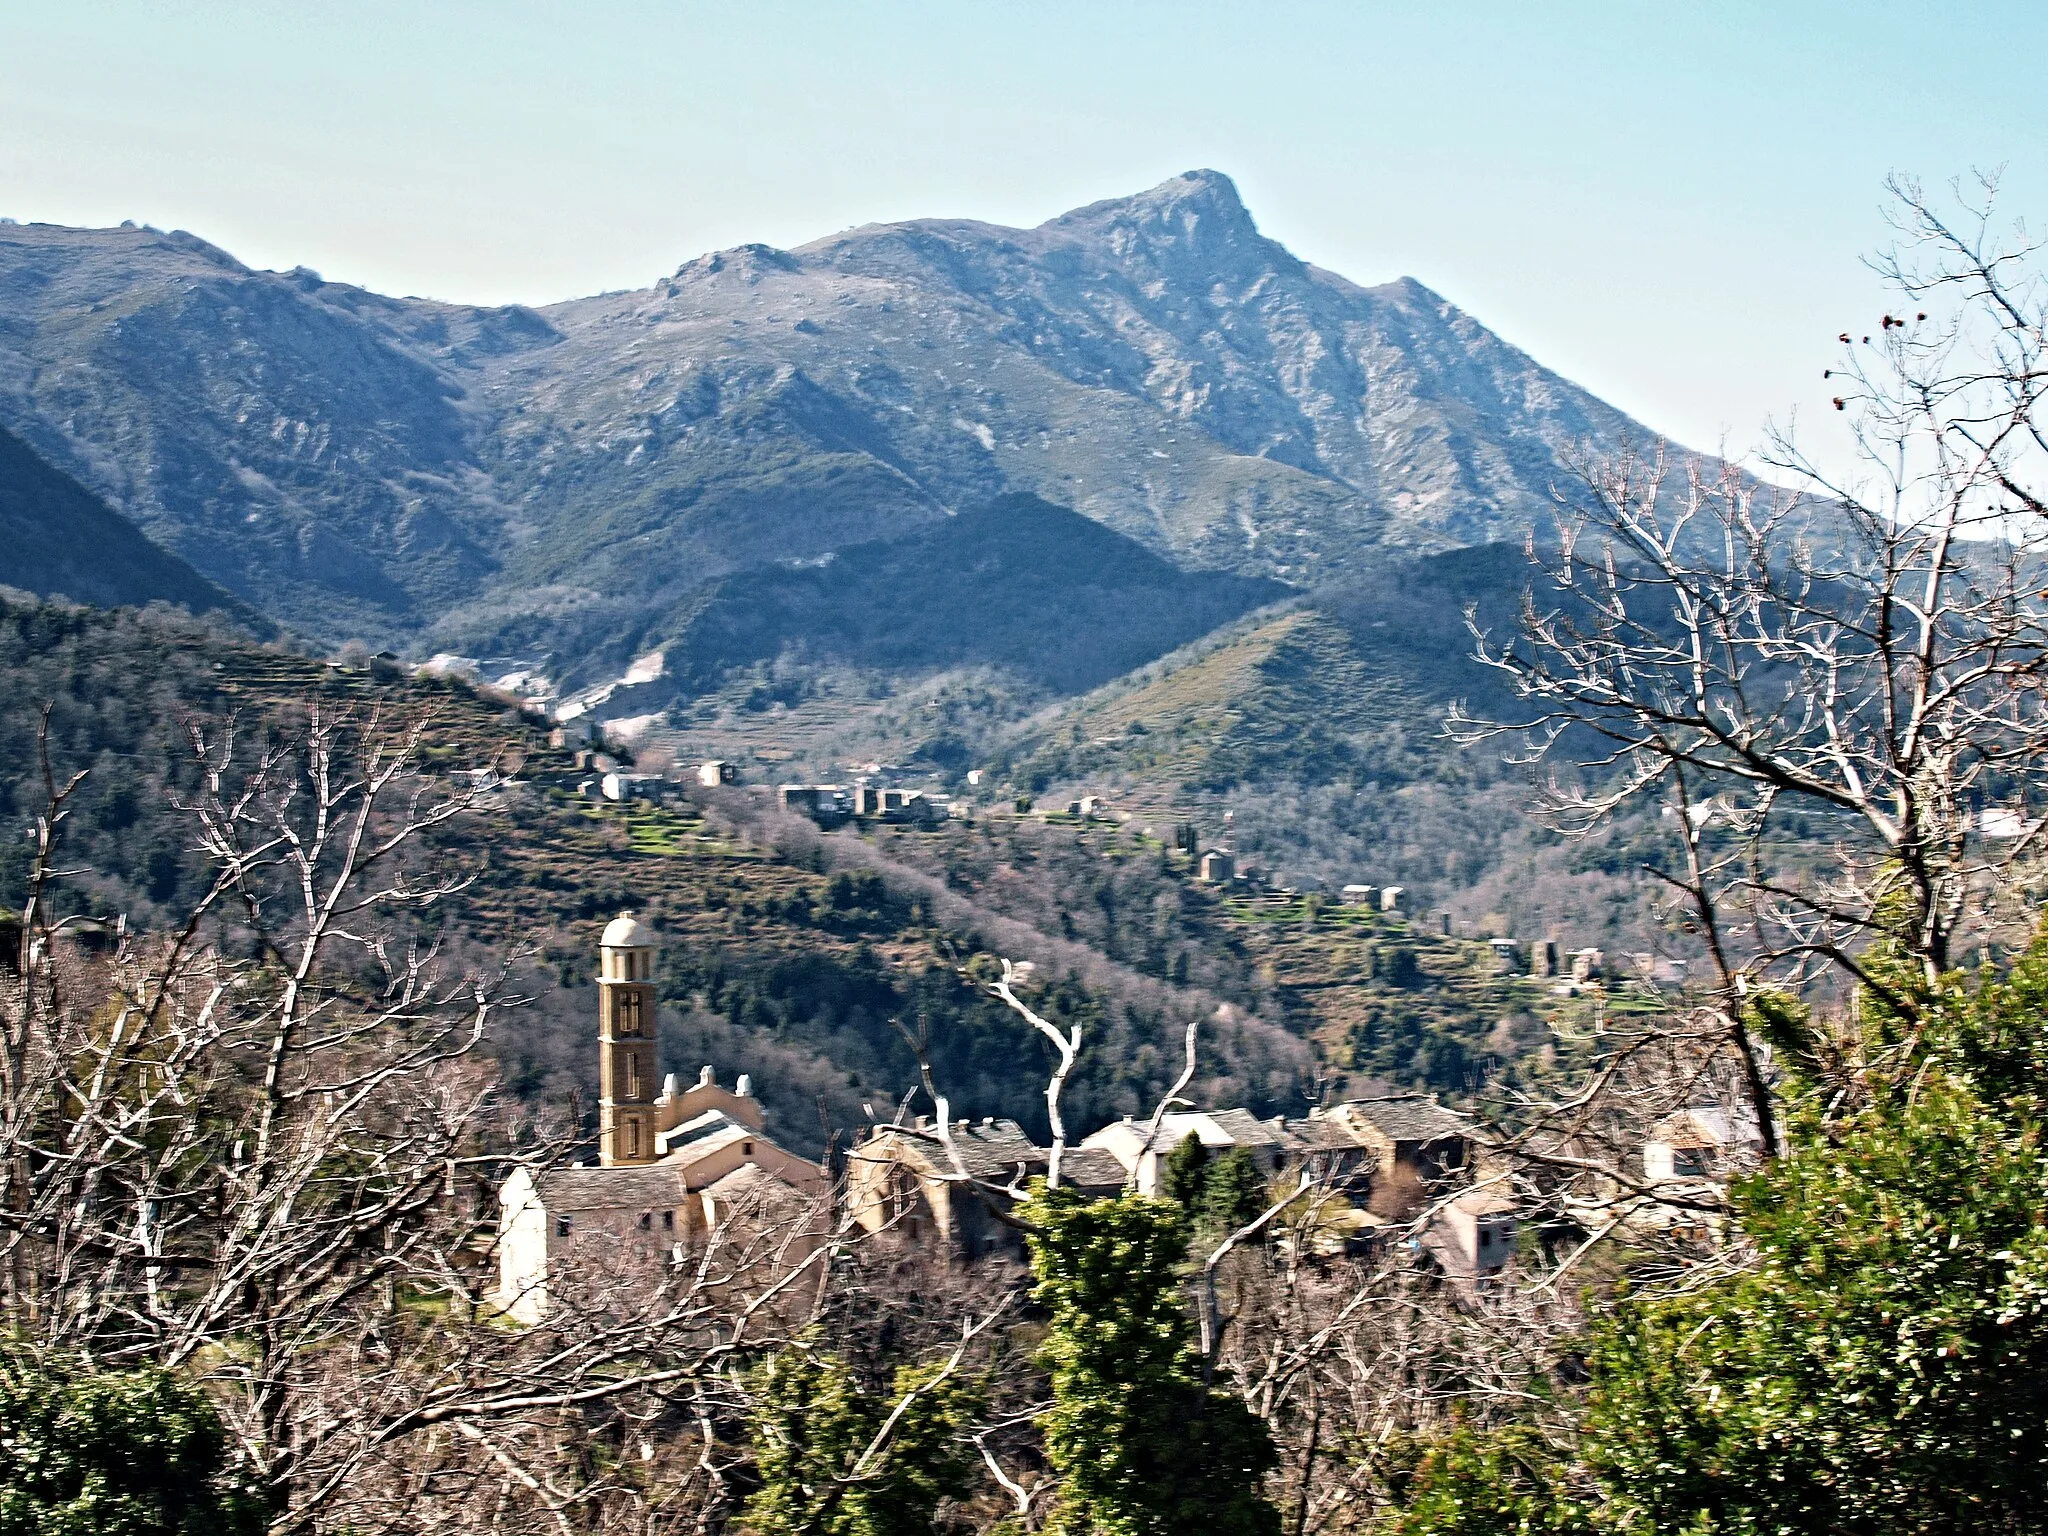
[735, 1073, 753, 1098]
[698, 1065, 715, 1087]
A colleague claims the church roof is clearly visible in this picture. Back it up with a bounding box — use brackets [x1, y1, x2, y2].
[601, 913, 657, 948]
[533, 1164, 691, 1212]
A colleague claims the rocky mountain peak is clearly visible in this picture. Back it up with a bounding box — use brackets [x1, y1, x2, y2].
[1041, 168, 1277, 279]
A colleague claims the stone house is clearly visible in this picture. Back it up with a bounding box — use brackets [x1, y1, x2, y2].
[847, 1118, 1123, 1263]
[1429, 1188, 1519, 1284]
[1309, 1094, 1475, 1220]
[1081, 1107, 1294, 1197]
[1643, 1106, 1762, 1185]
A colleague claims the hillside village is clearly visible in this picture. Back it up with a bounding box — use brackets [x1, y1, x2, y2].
[499, 911, 1758, 1324]
[7, 45, 2036, 1526]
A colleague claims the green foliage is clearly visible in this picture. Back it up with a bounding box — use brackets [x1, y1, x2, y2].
[1382, 1427, 1593, 1536]
[0, 1348, 262, 1536]
[1576, 926, 2048, 1534]
[1161, 1131, 1210, 1207]
[1392, 920, 2048, 1534]
[1021, 1186, 1279, 1536]
[740, 1336, 980, 1536]
[1197, 1147, 1270, 1236]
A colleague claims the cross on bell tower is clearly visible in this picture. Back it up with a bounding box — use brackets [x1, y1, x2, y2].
[597, 913, 659, 1166]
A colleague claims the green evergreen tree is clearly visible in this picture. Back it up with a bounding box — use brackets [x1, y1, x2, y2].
[740, 1335, 980, 1536]
[1392, 918, 2048, 1534]
[1022, 1186, 1279, 1536]
[1198, 1147, 1269, 1236]
[0, 1349, 262, 1536]
[1161, 1131, 1210, 1208]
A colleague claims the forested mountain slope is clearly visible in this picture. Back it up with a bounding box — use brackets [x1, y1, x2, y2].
[0, 596, 1320, 1151]
[0, 422, 260, 622]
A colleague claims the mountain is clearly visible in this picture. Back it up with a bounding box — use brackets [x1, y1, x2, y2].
[0, 420, 262, 623]
[0, 174, 1674, 676]
[664, 494, 1287, 696]
[996, 542, 1535, 799]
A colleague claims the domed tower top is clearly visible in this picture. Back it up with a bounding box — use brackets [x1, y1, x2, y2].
[601, 913, 657, 950]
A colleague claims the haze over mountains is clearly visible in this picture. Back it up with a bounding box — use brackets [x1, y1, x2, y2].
[0, 170, 1673, 686]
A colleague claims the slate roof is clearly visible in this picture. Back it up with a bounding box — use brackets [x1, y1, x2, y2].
[1336, 1095, 1470, 1144]
[1205, 1107, 1291, 1148]
[1287, 1116, 1368, 1152]
[859, 1120, 1124, 1191]
[533, 1164, 692, 1212]
[955, 1119, 1049, 1179]
[1059, 1146, 1130, 1190]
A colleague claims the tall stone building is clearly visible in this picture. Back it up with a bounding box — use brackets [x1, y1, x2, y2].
[496, 914, 826, 1322]
[598, 914, 659, 1165]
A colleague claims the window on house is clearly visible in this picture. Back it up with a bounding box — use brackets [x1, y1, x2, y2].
[661, 1210, 674, 1231]
[618, 992, 641, 1035]
[638, 1211, 652, 1231]
[626, 1119, 640, 1157]
[627, 1052, 641, 1098]
[743, 1141, 754, 1157]
[556, 1215, 572, 1238]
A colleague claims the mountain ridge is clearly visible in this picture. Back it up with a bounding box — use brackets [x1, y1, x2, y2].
[0, 172, 1690, 678]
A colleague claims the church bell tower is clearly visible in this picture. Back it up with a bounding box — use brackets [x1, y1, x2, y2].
[597, 913, 659, 1166]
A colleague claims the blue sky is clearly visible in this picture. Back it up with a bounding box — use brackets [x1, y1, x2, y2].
[7, 2, 2043, 462]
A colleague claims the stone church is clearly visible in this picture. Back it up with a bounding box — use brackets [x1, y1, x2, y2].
[496, 914, 825, 1322]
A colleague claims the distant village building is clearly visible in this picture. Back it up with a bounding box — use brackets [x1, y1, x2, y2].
[779, 784, 852, 825]
[848, 1119, 1123, 1263]
[549, 721, 594, 750]
[1530, 938, 1560, 978]
[1198, 850, 1235, 884]
[1340, 884, 1378, 907]
[1570, 947, 1606, 983]
[1380, 886, 1405, 914]
[1487, 938, 1522, 974]
[1081, 1109, 1294, 1196]
[602, 771, 671, 804]
[496, 916, 825, 1322]
[853, 785, 948, 825]
[698, 760, 739, 787]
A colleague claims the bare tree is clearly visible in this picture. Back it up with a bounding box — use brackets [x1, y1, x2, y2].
[1449, 179, 2048, 1169]
[0, 703, 850, 1536]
